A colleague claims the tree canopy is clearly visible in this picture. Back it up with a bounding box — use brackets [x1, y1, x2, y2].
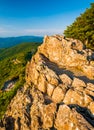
[64, 3, 94, 49]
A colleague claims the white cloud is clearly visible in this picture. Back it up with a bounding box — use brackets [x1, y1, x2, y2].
[0, 27, 64, 37]
[24, 29, 63, 36]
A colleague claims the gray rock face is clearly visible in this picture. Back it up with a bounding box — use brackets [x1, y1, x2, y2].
[0, 35, 94, 130]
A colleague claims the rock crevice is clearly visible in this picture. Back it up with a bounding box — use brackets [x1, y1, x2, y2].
[1, 35, 94, 130]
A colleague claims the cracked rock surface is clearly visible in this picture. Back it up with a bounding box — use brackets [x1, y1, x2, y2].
[0, 35, 94, 130]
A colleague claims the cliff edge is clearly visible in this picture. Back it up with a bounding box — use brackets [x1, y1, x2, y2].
[0, 35, 94, 130]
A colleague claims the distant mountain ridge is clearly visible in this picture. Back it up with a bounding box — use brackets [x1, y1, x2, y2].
[0, 36, 43, 48]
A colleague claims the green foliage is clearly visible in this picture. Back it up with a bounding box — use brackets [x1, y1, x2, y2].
[0, 36, 43, 48]
[64, 3, 94, 50]
[0, 42, 41, 119]
[0, 42, 40, 60]
[0, 42, 41, 88]
[0, 80, 24, 118]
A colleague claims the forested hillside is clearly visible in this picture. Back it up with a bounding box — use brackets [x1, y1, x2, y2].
[0, 42, 41, 119]
[0, 36, 43, 48]
[64, 3, 94, 50]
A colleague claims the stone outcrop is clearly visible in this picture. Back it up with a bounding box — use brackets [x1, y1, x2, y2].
[0, 35, 94, 130]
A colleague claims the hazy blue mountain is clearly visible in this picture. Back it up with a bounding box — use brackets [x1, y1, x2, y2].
[0, 36, 43, 48]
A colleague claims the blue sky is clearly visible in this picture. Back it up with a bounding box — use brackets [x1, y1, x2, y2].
[0, 0, 93, 37]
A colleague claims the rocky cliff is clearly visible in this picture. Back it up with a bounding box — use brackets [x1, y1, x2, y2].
[0, 35, 94, 130]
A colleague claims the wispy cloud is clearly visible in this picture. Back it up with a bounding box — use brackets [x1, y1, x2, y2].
[24, 29, 63, 36]
[0, 27, 8, 33]
[0, 26, 64, 37]
[0, 27, 13, 37]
